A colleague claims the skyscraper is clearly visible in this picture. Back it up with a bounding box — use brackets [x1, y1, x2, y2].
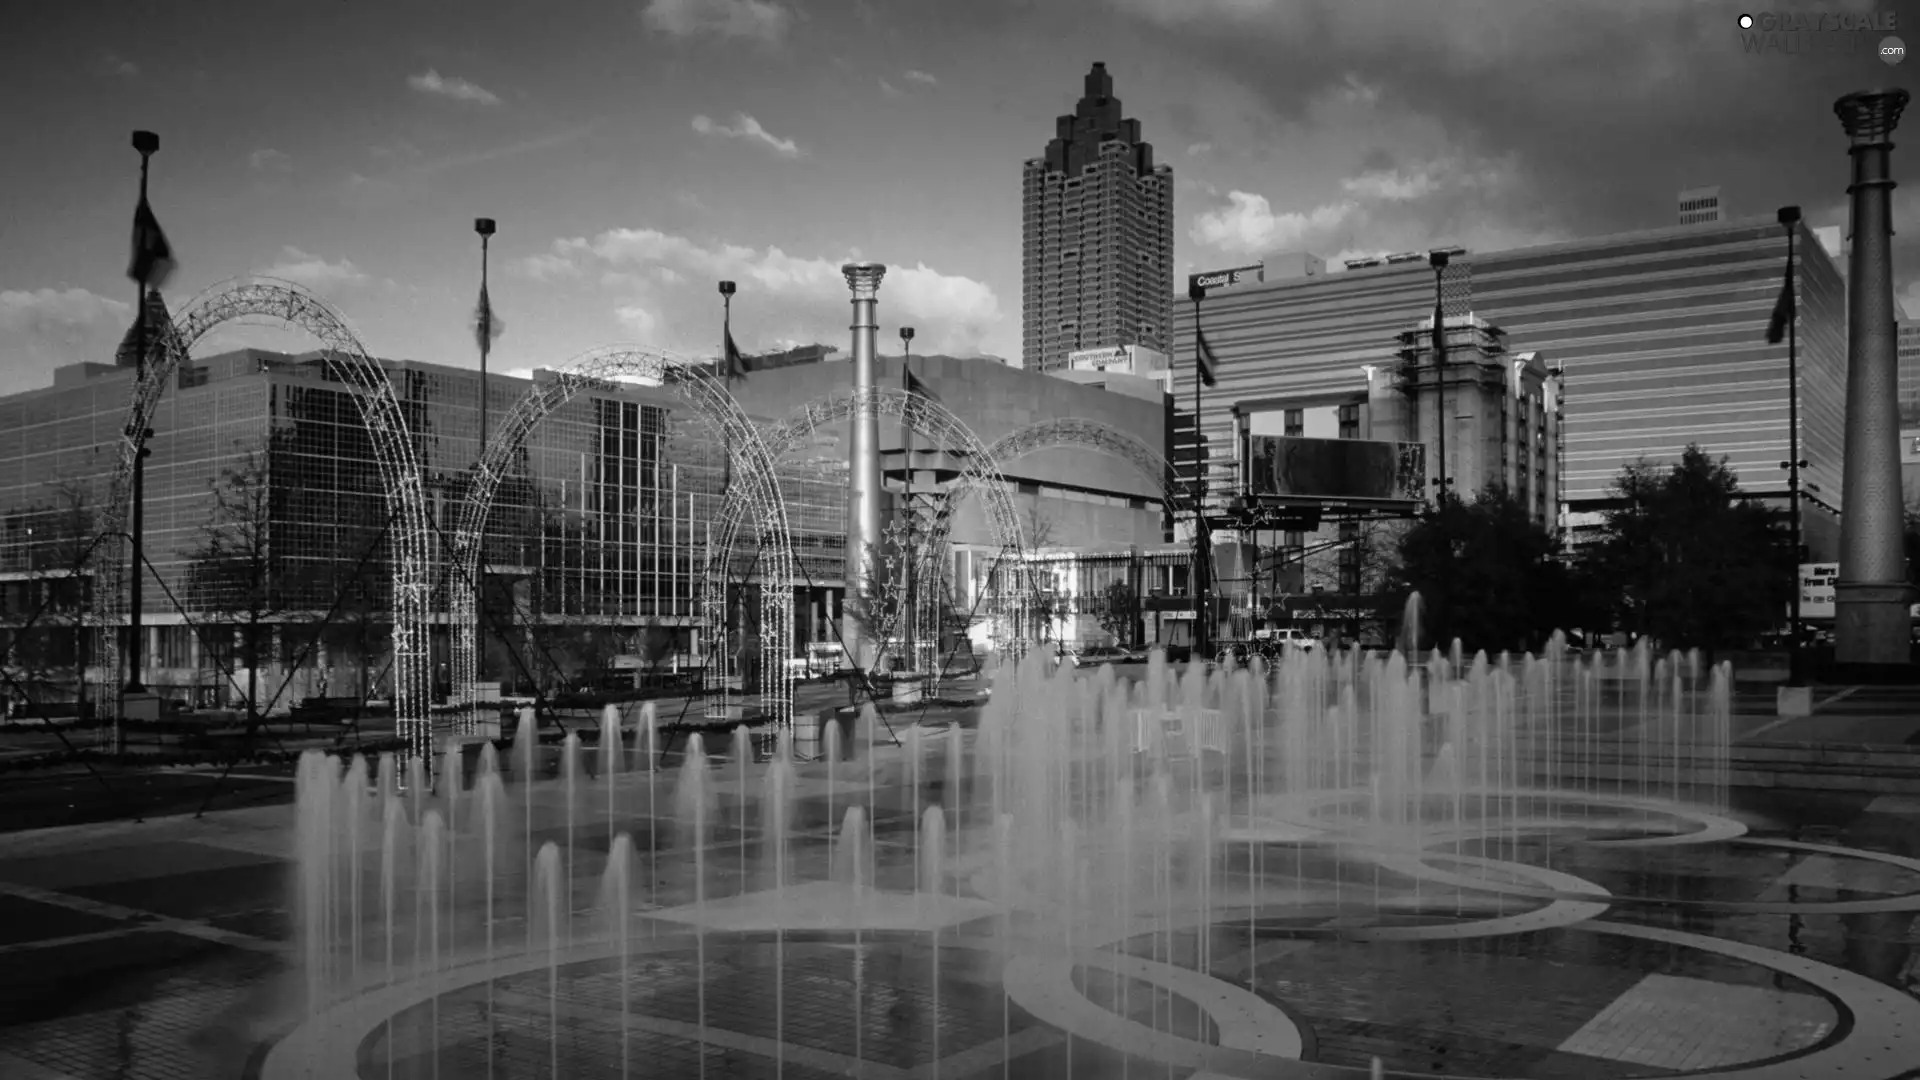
[1678, 185, 1726, 225]
[1022, 62, 1174, 373]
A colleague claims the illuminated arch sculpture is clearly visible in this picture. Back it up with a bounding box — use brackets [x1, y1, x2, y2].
[450, 345, 794, 730]
[710, 385, 1036, 661]
[93, 278, 436, 760]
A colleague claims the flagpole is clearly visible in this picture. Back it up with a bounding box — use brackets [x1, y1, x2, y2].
[476, 219, 496, 453]
[125, 131, 160, 714]
[1429, 249, 1451, 503]
[473, 218, 495, 739]
[718, 279, 736, 706]
[1780, 205, 1806, 686]
[900, 326, 917, 673]
[1189, 282, 1210, 661]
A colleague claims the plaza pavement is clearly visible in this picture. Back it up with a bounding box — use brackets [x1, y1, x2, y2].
[2, 713, 1920, 1079]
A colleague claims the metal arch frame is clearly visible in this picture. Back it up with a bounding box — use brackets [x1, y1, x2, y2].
[92, 277, 436, 762]
[981, 417, 1181, 523]
[448, 345, 795, 732]
[710, 385, 1036, 662]
[967, 417, 1181, 645]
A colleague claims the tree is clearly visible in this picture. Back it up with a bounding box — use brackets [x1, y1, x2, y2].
[1096, 579, 1139, 646]
[841, 540, 905, 704]
[1388, 484, 1576, 655]
[1295, 518, 1403, 647]
[1583, 445, 1792, 651]
[1, 479, 98, 711]
[187, 444, 308, 721]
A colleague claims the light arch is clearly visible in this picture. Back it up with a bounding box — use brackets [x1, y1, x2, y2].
[93, 278, 436, 759]
[451, 346, 794, 729]
[711, 385, 1036, 660]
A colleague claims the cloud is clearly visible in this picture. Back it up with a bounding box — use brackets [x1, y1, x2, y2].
[1191, 150, 1564, 263]
[518, 252, 582, 281]
[257, 246, 371, 291]
[1192, 192, 1358, 256]
[641, 0, 791, 44]
[1185, 142, 1213, 158]
[690, 113, 803, 158]
[615, 305, 659, 339]
[93, 52, 138, 79]
[528, 226, 1003, 355]
[406, 69, 501, 105]
[248, 148, 292, 173]
[879, 78, 902, 97]
[904, 69, 938, 86]
[0, 288, 132, 395]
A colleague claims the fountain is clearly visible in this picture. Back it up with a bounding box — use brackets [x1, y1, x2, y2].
[269, 594, 1920, 1080]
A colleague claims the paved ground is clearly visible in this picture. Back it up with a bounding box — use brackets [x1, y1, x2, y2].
[4, 668, 1920, 1079]
[2, 743, 1919, 1080]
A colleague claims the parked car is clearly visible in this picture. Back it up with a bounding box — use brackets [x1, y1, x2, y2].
[1071, 644, 1138, 667]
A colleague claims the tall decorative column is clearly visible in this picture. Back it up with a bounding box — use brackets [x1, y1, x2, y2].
[842, 262, 887, 671]
[1833, 89, 1913, 667]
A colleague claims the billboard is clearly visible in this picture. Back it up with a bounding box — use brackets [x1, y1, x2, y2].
[1798, 562, 1837, 620]
[1068, 346, 1129, 369]
[1246, 436, 1426, 502]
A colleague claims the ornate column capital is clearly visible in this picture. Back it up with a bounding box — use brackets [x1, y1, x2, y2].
[842, 262, 887, 299]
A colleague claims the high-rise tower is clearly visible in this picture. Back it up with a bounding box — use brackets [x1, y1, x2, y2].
[1022, 62, 1174, 373]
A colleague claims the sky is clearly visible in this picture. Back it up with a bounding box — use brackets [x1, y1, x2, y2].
[2, 0, 1917, 397]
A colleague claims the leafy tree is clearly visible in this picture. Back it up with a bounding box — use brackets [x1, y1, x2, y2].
[1295, 519, 1403, 647]
[1584, 445, 1792, 651]
[1388, 484, 1575, 655]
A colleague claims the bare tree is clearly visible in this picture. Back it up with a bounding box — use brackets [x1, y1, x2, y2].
[1295, 518, 1403, 648]
[186, 443, 311, 722]
[1, 479, 98, 713]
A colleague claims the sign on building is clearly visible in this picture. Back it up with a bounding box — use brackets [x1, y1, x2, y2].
[1068, 346, 1130, 370]
[1246, 436, 1426, 502]
[1798, 563, 1837, 620]
[1188, 264, 1264, 292]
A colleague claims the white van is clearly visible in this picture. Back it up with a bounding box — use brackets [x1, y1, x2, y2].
[1254, 628, 1320, 650]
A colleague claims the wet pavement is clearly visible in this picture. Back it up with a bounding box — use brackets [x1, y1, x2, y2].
[2, 750, 1920, 1078]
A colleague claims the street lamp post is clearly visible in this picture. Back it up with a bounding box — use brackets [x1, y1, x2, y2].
[125, 130, 160, 708]
[1778, 205, 1810, 686]
[1428, 250, 1452, 503]
[900, 326, 917, 674]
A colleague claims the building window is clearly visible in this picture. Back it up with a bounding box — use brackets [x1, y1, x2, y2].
[1284, 409, 1304, 437]
[1337, 403, 1360, 440]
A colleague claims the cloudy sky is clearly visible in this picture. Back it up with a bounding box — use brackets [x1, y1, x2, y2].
[1, 0, 1915, 397]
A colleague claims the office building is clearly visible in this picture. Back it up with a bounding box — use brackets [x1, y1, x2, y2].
[1170, 215, 1848, 565]
[1679, 185, 1726, 225]
[1899, 319, 1920, 424]
[1022, 62, 1175, 373]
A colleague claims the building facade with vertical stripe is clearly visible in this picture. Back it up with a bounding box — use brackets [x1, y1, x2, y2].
[1170, 216, 1848, 558]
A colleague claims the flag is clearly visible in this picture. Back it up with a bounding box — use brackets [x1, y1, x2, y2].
[1195, 324, 1219, 388]
[723, 325, 748, 381]
[904, 366, 942, 408]
[1765, 264, 1794, 345]
[114, 289, 177, 370]
[473, 284, 505, 353]
[127, 195, 175, 290]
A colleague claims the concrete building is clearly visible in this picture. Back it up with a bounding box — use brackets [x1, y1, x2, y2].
[1171, 215, 1848, 563]
[1679, 185, 1726, 225]
[1021, 62, 1175, 374]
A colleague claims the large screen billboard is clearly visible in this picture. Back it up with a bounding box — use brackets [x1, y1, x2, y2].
[1246, 436, 1425, 502]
